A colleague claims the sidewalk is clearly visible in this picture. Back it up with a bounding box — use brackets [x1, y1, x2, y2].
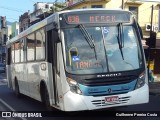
[149, 74, 160, 96]
[0, 73, 7, 86]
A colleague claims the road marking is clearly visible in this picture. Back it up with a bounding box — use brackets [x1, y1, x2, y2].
[0, 99, 15, 111]
[0, 98, 27, 120]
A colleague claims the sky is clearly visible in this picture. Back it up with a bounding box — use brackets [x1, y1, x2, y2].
[0, 0, 65, 22]
[1, 0, 160, 22]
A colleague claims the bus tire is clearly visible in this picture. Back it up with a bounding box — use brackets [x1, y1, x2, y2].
[14, 80, 22, 98]
[41, 84, 52, 111]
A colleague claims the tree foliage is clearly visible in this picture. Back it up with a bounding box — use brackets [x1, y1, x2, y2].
[51, 2, 66, 12]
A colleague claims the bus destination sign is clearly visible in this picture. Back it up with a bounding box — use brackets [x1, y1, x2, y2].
[64, 13, 130, 24]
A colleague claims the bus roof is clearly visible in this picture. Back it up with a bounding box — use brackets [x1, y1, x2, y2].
[6, 12, 58, 46]
[57, 8, 131, 14]
[6, 8, 132, 46]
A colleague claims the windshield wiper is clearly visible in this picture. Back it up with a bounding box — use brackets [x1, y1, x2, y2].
[78, 24, 97, 60]
[117, 23, 124, 60]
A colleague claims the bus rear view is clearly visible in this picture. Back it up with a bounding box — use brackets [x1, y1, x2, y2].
[59, 9, 149, 111]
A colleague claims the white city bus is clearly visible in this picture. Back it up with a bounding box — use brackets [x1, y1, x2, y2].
[6, 9, 149, 111]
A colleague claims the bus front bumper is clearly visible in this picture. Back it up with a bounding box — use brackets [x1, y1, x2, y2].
[63, 84, 149, 111]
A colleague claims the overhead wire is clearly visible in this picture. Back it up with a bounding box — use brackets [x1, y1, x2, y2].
[0, 6, 25, 13]
[1, 0, 64, 22]
[28, 0, 36, 3]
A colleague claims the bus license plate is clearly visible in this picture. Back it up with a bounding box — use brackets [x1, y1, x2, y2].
[105, 96, 119, 102]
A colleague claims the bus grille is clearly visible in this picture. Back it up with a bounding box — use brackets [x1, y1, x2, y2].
[91, 96, 130, 107]
[82, 75, 137, 86]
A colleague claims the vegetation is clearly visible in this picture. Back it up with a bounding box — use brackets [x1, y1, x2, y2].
[51, 2, 67, 12]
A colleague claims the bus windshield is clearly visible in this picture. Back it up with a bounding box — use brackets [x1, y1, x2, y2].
[62, 25, 142, 74]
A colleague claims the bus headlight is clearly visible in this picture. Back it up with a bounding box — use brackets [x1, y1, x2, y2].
[67, 77, 82, 95]
[135, 72, 145, 89]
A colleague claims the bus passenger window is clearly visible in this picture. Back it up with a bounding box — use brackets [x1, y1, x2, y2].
[36, 29, 45, 60]
[11, 44, 15, 63]
[14, 41, 21, 63]
[27, 34, 35, 61]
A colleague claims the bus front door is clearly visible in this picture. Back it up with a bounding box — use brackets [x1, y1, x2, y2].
[47, 28, 59, 106]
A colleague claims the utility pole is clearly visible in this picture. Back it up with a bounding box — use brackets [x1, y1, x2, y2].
[147, 5, 154, 81]
[122, 0, 124, 9]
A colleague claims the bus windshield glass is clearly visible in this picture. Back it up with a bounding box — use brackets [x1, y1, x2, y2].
[62, 25, 142, 74]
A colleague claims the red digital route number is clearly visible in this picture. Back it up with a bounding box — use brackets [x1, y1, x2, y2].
[75, 61, 101, 69]
[68, 16, 80, 23]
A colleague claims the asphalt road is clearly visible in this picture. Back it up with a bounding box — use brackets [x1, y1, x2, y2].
[0, 74, 160, 120]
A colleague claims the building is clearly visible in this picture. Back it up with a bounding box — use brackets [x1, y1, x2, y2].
[0, 19, 15, 63]
[0, 16, 7, 63]
[0, 26, 10, 63]
[30, 2, 54, 25]
[19, 11, 30, 33]
[11, 22, 19, 38]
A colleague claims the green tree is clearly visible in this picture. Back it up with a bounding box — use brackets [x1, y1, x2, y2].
[51, 2, 66, 12]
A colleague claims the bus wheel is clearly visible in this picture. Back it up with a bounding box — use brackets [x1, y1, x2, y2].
[41, 85, 52, 111]
[14, 80, 21, 98]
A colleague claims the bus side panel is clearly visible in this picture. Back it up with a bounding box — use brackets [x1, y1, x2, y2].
[11, 63, 30, 95]
[26, 62, 45, 101]
[6, 65, 12, 89]
[10, 64, 15, 90]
